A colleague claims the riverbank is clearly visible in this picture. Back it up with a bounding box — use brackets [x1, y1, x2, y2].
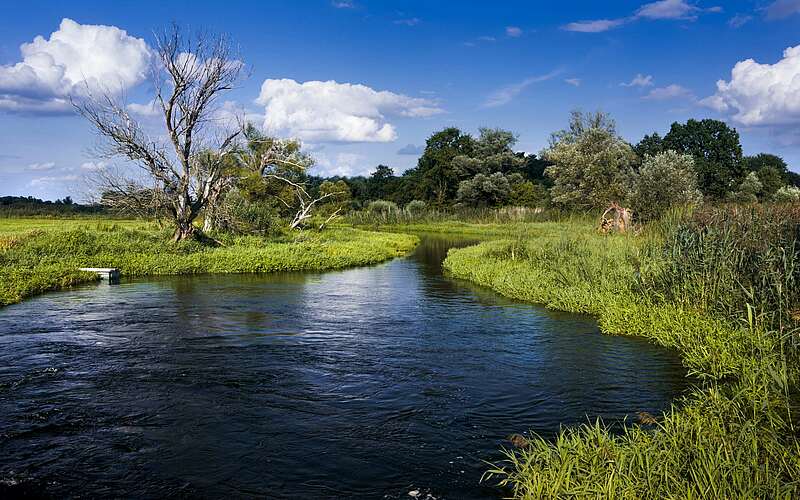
[0, 218, 418, 307]
[430, 215, 800, 498]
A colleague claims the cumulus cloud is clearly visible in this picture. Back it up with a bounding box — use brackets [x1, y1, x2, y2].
[765, 0, 800, 19]
[256, 79, 444, 143]
[701, 44, 800, 127]
[483, 70, 561, 108]
[505, 26, 523, 37]
[397, 144, 424, 155]
[0, 18, 150, 114]
[643, 84, 695, 100]
[563, 0, 720, 33]
[621, 73, 654, 87]
[126, 99, 159, 117]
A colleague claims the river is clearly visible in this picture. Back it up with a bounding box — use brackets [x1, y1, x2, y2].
[0, 234, 688, 498]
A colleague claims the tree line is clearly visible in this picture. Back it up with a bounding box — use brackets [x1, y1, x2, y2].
[71, 25, 798, 240]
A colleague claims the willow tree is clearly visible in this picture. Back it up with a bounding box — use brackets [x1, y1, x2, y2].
[75, 25, 243, 241]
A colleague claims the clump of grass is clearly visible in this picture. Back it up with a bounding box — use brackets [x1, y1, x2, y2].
[0, 219, 418, 306]
[443, 205, 800, 498]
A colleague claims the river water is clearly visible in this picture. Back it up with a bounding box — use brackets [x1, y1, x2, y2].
[0, 235, 687, 499]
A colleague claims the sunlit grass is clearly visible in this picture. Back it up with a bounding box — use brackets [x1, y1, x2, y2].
[0, 217, 418, 306]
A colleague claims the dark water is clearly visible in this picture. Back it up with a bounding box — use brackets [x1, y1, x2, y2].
[0, 235, 688, 499]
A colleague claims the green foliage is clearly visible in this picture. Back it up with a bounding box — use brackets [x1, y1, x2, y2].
[544, 113, 637, 209]
[633, 131, 665, 159]
[456, 172, 523, 207]
[319, 180, 352, 214]
[510, 181, 550, 208]
[366, 199, 399, 214]
[731, 171, 763, 203]
[219, 190, 281, 234]
[404, 199, 427, 214]
[773, 185, 800, 202]
[629, 150, 702, 221]
[0, 218, 418, 306]
[663, 119, 745, 199]
[440, 212, 800, 498]
[416, 127, 476, 204]
[743, 153, 791, 200]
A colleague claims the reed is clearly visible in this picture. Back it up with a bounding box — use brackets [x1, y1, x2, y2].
[442, 205, 800, 498]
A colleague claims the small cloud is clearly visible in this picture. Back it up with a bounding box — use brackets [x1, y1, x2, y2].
[564, 78, 581, 87]
[397, 144, 424, 155]
[127, 99, 160, 117]
[505, 26, 523, 37]
[643, 84, 695, 100]
[30, 175, 78, 186]
[563, 18, 627, 33]
[80, 161, 108, 171]
[728, 14, 753, 27]
[477, 36, 497, 42]
[394, 17, 421, 26]
[621, 74, 654, 87]
[28, 162, 57, 171]
[331, 0, 354, 8]
[765, 0, 800, 19]
[483, 70, 561, 108]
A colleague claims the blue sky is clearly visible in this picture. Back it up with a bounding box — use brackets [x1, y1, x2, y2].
[1, 0, 799, 200]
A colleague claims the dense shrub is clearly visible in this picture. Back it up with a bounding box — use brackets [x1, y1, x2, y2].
[366, 200, 399, 214]
[629, 150, 702, 221]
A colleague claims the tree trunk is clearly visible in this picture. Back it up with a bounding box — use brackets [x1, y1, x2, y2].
[172, 221, 195, 241]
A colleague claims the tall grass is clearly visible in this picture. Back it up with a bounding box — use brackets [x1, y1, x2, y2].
[443, 205, 800, 498]
[346, 206, 572, 226]
[0, 219, 418, 306]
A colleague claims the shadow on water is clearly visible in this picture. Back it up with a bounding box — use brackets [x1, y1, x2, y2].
[0, 234, 689, 499]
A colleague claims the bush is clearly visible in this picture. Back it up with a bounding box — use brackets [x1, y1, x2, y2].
[404, 200, 427, 214]
[219, 191, 281, 234]
[366, 200, 399, 214]
[773, 185, 800, 203]
[629, 150, 703, 221]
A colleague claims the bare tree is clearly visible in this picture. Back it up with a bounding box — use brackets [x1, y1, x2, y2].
[74, 25, 243, 241]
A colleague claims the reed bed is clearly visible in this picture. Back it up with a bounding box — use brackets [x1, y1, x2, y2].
[442, 204, 800, 498]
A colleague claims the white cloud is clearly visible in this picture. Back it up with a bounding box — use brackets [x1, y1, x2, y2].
[331, 0, 355, 8]
[30, 175, 78, 186]
[701, 44, 800, 127]
[563, 1, 720, 33]
[635, 0, 699, 20]
[28, 162, 57, 171]
[394, 18, 421, 26]
[314, 152, 368, 177]
[483, 70, 561, 107]
[126, 99, 160, 117]
[505, 26, 523, 37]
[563, 19, 628, 33]
[80, 161, 108, 171]
[564, 78, 581, 87]
[765, 0, 800, 19]
[621, 73, 654, 87]
[0, 18, 150, 114]
[643, 84, 694, 100]
[728, 14, 753, 28]
[255, 79, 444, 143]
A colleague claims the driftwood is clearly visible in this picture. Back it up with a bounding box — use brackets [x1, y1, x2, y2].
[599, 202, 633, 234]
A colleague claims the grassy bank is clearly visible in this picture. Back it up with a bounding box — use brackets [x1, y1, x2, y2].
[437, 209, 800, 498]
[0, 218, 418, 307]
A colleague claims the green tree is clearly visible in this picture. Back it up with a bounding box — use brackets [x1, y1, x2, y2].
[544, 112, 637, 209]
[319, 180, 352, 215]
[662, 119, 744, 199]
[366, 165, 396, 200]
[416, 127, 475, 204]
[629, 151, 703, 221]
[742, 154, 790, 200]
[731, 171, 762, 203]
[634, 132, 665, 159]
[455, 172, 522, 207]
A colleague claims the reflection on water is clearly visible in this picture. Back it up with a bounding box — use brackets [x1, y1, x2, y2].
[0, 234, 688, 499]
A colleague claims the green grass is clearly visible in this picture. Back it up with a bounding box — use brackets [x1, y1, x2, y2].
[0, 218, 418, 306]
[434, 211, 800, 498]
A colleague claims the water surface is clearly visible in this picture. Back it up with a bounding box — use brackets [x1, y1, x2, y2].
[0, 235, 687, 498]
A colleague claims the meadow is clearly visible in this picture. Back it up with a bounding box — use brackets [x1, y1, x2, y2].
[0, 218, 418, 307]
